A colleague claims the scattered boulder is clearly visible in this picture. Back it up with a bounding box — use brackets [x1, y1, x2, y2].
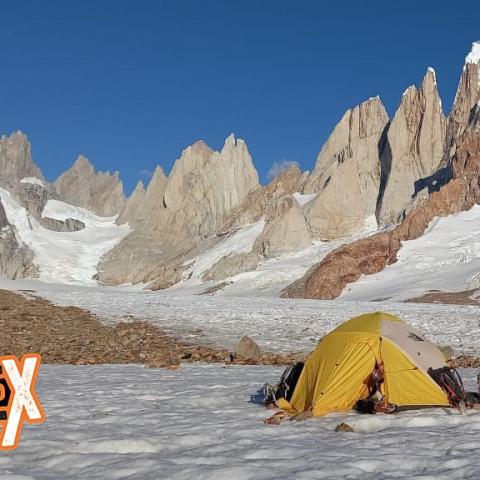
[0, 289, 301, 368]
[335, 422, 355, 432]
[235, 335, 261, 360]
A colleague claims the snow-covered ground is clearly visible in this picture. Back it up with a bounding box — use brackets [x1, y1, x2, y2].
[342, 204, 480, 302]
[174, 220, 266, 288]
[0, 190, 130, 284]
[215, 239, 340, 296]
[2, 278, 480, 356]
[3, 363, 480, 480]
[170, 215, 381, 296]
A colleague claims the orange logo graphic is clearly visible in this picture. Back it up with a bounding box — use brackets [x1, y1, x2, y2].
[0, 354, 45, 450]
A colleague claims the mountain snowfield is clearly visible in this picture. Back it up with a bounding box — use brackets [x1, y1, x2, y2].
[174, 220, 266, 288]
[2, 364, 479, 480]
[0, 187, 130, 284]
[342, 204, 480, 301]
[5, 176, 480, 299]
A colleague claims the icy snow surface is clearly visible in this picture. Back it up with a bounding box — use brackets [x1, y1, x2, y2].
[175, 220, 265, 287]
[2, 364, 480, 479]
[1, 278, 480, 356]
[465, 40, 480, 64]
[292, 192, 317, 206]
[172, 213, 378, 296]
[20, 176, 45, 187]
[213, 239, 340, 296]
[342, 204, 480, 302]
[0, 190, 130, 284]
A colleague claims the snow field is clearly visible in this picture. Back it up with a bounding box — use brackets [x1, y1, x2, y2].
[342, 204, 480, 301]
[20, 177, 45, 187]
[175, 220, 266, 288]
[0, 190, 130, 284]
[2, 364, 480, 480]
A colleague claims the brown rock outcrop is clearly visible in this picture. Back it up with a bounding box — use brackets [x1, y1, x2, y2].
[0, 289, 299, 367]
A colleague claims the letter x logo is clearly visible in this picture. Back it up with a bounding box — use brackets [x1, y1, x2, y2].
[0, 354, 45, 450]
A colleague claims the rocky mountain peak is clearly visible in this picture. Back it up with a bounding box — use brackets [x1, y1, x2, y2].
[377, 67, 447, 226]
[150, 165, 167, 184]
[54, 155, 126, 217]
[72, 154, 95, 173]
[117, 180, 147, 225]
[189, 140, 214, 157]
[99, 135, 260, 286]
[0, 131, 45, 188]
[449, 42, 480, 140]
[301, 95, 388, 238]
[134, 179, 146, 192]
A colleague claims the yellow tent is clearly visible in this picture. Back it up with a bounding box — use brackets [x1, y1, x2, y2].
[278, 311, 450, 416]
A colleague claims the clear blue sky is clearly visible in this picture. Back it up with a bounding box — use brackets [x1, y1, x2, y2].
[1, 0, 479, 194]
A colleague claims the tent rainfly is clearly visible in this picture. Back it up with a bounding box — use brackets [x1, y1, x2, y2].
[278, 311, 450, 416]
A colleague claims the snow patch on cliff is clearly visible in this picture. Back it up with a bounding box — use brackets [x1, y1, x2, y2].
[20, 176, 45, 187]
[0, 188, 130, 284]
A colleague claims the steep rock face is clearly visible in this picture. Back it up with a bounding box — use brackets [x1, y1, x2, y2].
[201, 252, 261, 283]
[98, 135, 259, 286]
[154, 135, 259, 242]
[17, 182, 49, 218]
[118, 166, 169, 226]
[283, 124, 480, 300]
[195, 166, 310, 283]
[117, 180, 146, 225]
[0, 131, 44, 189]
[303, 97, 389, 239]
[377, 68, 447, 227]
[470, 102, 480, 130]
[448, 42, 480, 142]
[254, 198, 311, 257]
[0, 199, 36, 279]
[223, 165, 307, 229]
[54, 155, 126, 217]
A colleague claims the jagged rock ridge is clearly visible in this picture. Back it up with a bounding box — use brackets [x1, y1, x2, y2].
[2, 42, 480, 294]
[283, 41, 480, 300]
[54, 155, 126, 217]
[98, 134, 260, 286]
